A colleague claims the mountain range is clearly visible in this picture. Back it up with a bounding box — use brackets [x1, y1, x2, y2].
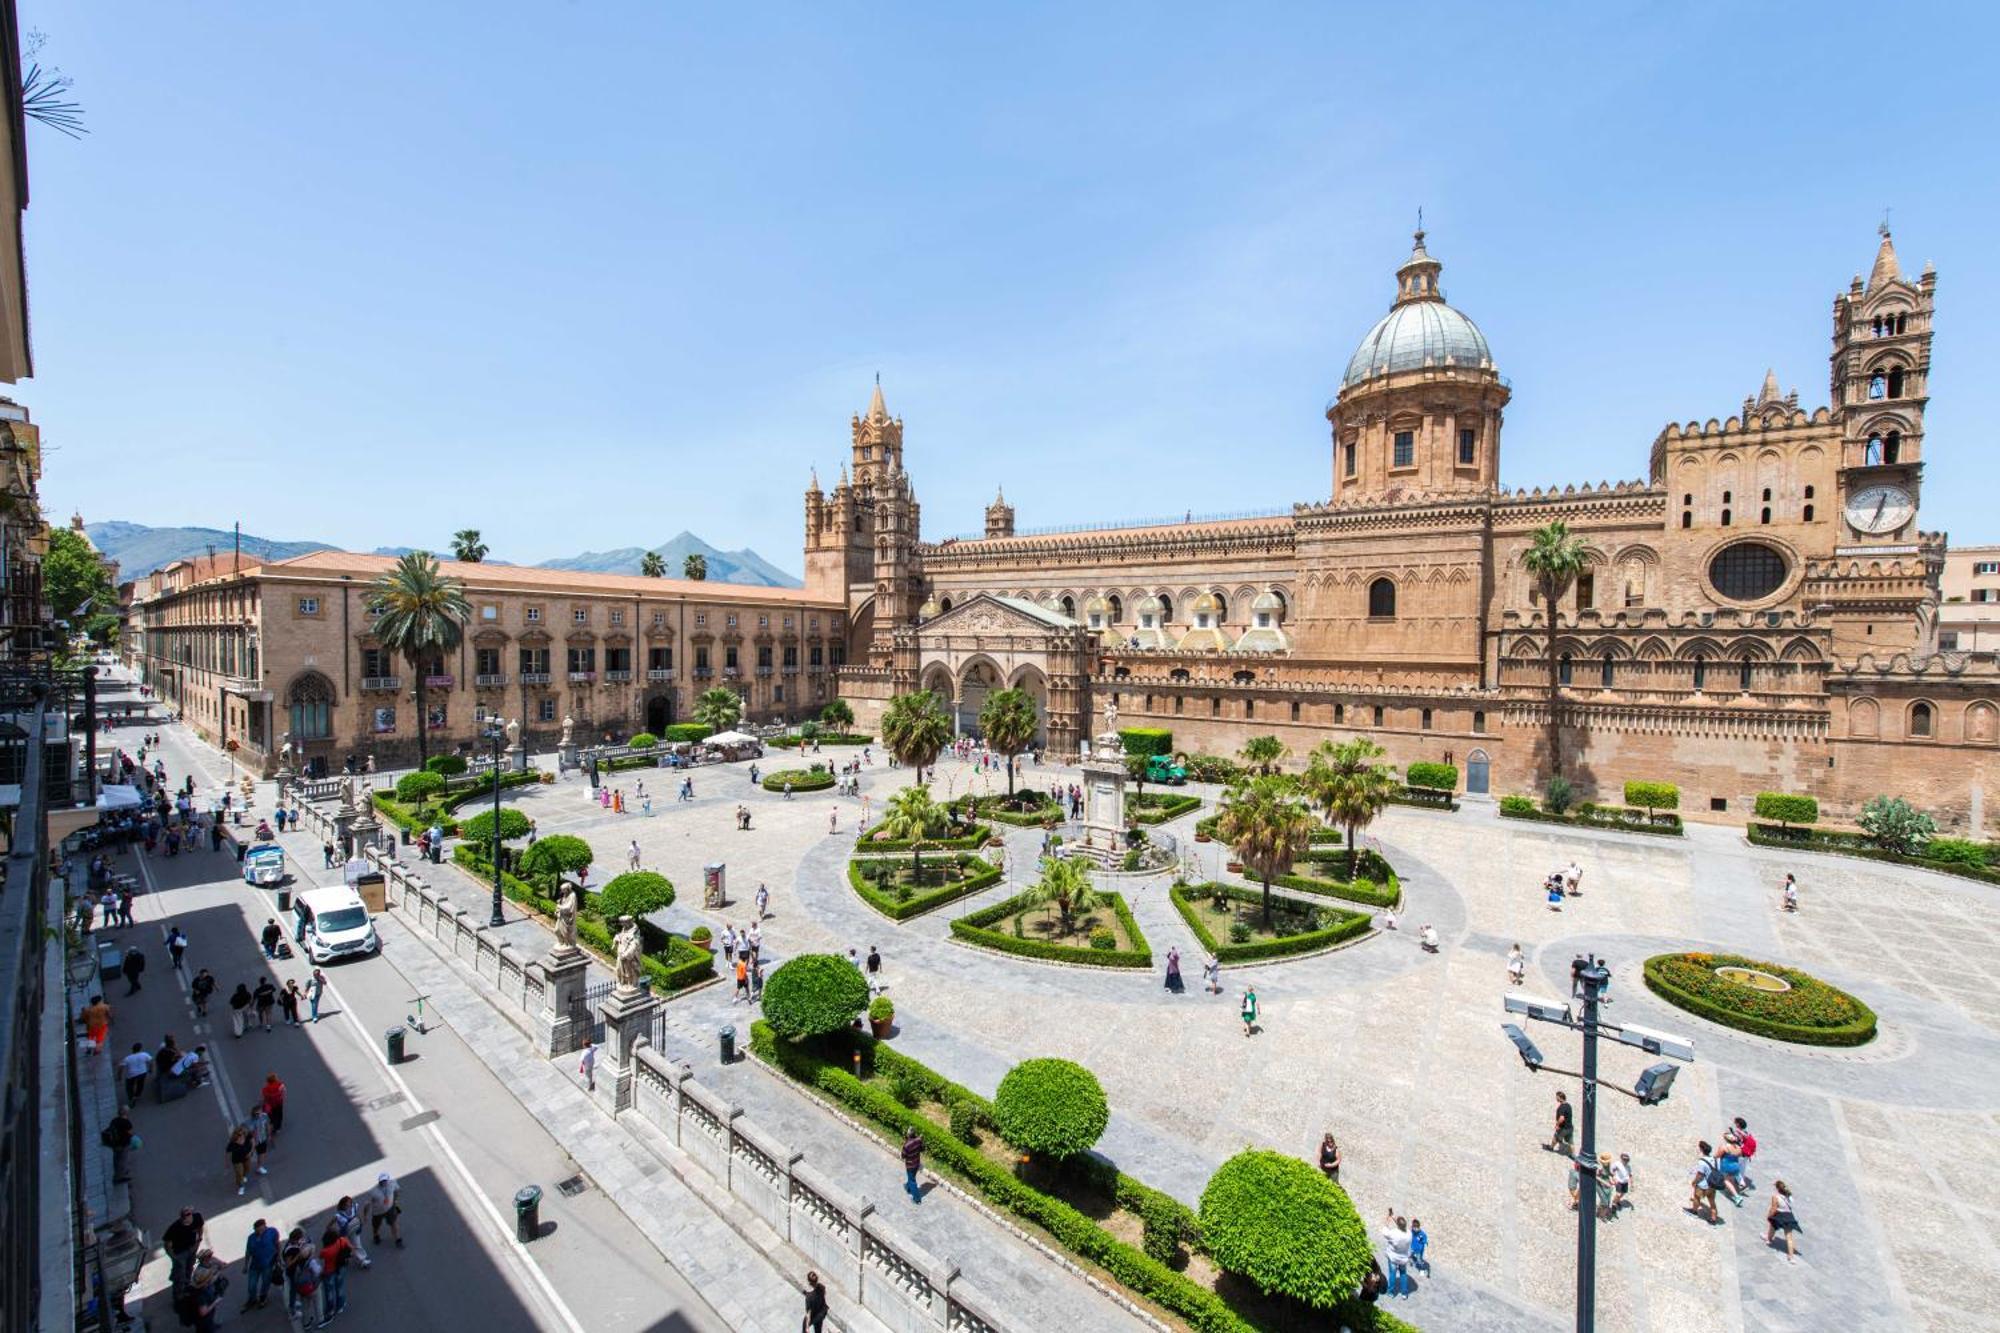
[86, 522, 801, 588]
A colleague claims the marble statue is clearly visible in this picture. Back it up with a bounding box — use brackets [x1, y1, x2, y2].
[555, 881, 579, 950]
[614, 915, 643, 991]
[560, 714, 575, 749]
[1103, 697, 1118, 735]
[338, 773, 358, 811]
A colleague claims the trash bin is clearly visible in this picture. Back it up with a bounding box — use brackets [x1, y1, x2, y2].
[385, 1026, 406, 1065]
[514, 1185, 542, 1243]
[97, 940, 123, 983]
[401, 827, 412, 845]
[718, 1024, 736, 1065]
[276, 887, 292, 914]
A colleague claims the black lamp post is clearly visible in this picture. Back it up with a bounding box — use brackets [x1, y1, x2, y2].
[486, 718, 516, 927]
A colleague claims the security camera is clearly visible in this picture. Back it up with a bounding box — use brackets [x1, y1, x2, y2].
[1608, 1023, 1695, 1063]
[1503, 993, 1574, 1024]
[1501, 1023, 1544, 1071]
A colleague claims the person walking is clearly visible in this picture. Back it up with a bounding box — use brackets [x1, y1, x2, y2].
[1610, 1152, 1633, 1216]
[1727, 1116, 1759, 1190]
[163, 1205, 206, 1290]
[319, 1223, 355, 1317]
[865, 944, 882, 993]
[81, 993, 112, 1055]
[307, 970, 327, 1024]
[1164, 946, 1182, 993]
[366, 1172, 404, 1249]
[279, 979, 303, 1028]
[1546, 1091, 1574, 1157]
[167, 925, 188, 973]
[755, 882, 769, 921]
[802, 1269, 829, 1332]
[1506, 943, 1526, 986]
[191, 968, 216, 1018]
[734, 954, 751, 1003]
[120, 944, 146, 994]
[228, 983, 254, 1038]
[102, 1108, 137, 1184]
[226, 1123, 255, 1195]
[261, 918, 283, 959]
[1764, 1180, 1801, 1262]
[900, 1127, 926, 1204]
[260, 1072, 286, 1139]
[1240, 986, 1259, 1037]
[253, 977, 278, 1033]
[1204, 955, 1221, 995]
[627, 839, 641, 872]
[242, 1218, 281, 1311]
[1688, 1140, 1723, 1224]
[1782, 873, 1799, 912]
[578, 1038, 597, 1092]
[333, 1193, 370, 1268]
[281, 1228, 319, 1325]
[1318, 1132, 1342, 1184]
[118, 1041, 153, 1103]
[1381, 1211, 1413, 1297]
[1409, 1218, 1432, 1276]
[245, 1102, 273, 1177]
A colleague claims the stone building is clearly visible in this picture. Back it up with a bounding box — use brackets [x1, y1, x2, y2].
[1939, 545, 2000, 654]
[817, 227, 1996, 829]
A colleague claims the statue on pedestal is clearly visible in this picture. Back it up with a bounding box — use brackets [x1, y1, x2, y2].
[613, 915, 643, 992]
[560, 714, 575, 749]
[338, 773, 358, 811]
[1103, 697, 1118, 735]
[554, 881, 579, 950]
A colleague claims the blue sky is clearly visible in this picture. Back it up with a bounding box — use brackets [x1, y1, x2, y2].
[19, 2, 2000, 569]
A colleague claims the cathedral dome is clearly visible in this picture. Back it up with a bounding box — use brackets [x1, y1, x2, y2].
[1341, 230, 1494, 390]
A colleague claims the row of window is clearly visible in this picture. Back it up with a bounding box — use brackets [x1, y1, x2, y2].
[1342, 428, 1480, 478]
[1870, 313, 1910, 337]
[299, 596, 828, 635]
[1680, 486, 1816, 530]
[364, 641, 846, 678]
[1866, 369, 1907, 399]
[1554, 653, 1760, 691]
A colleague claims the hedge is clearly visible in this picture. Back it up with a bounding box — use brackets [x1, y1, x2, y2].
[1405, 761, 1458, 791]
[761, 954, 872, 1040]
[522, 833, 595, 879]
[440, 767, 544, 814]
[1497, 799, 1685, 837]
[1196, 813, 1340, 847]
[1200, 1149, 1372, 1309]
[660, 723, 713, 742]
[599, 754, 660, 775]
[371, 792, 457, 837]
[628, 732, 658, 750]
[993, 1059, 1110, 1159]
[748, 1022, 1415, 1333]
[1169, 882, 1372, 964]
[395, 770, 445, 802]
[951, 890, 1153, 968]
[1182, 753, 1243, 785]
[1753, 792, 1819, 828]
[846, 854, 1002, 921]
[1642, 952, 1877, 1046]
[1272, 859, 1402, 910]
[1126, 791, 1202, 824]
[974, 794, 1065, 827]
[1389, 786, 1459, 811]
[1746, 823, 2000, 885]
[854, 828, 992, 854]
[762, 768, 836, 793]
[1118, 728, 1174, 757]
[1623, 781, 1680, 815]
[769, 732, 873, 749]
[594, 870, 677, 919]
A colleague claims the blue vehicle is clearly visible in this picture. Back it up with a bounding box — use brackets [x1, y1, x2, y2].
[243, 843, 286, 887]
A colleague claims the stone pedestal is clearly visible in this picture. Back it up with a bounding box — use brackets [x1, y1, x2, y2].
[536, 947, 590, 1057]
[333, 805, 357, 860]
[350, 809, 383, 861]
[595, 985, 662, 1114]
[507, 741, 528, 774]
[1077, 734, 1129, 865]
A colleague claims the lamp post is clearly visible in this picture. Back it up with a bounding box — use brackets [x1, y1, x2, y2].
[487, 718, 518, 927]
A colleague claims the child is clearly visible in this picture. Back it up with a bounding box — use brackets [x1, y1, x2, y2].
[1409, 1219, 1430, 1275]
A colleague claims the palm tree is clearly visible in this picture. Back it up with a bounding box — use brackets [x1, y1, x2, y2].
[640, 551, 666, 578]
[369, 552, 471, 765]
[820, 698, 855, 732]
[1301, 737, 1398, 880]
[683, 553, 708, 581]
[450, 530, 488, 563]
[693, 686, 742, 733]
[1215, 775, 1315, 928]
[878, 782, 950, 879]
[1024, 854, 1100, 938]
[1522, 520, 1588, 779]
[978, 687, 1038, 797]
[1240, 735, 1286, 775]
[881, 690, 952, 786]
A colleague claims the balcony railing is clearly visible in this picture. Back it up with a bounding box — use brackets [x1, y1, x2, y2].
[474, 673, 508, 688]
[520, 671, 552, 685]
[723, 667, 740, 679]
[360, 676, 402, 692]
[693, 667, 713, 679]
[568, 670, 596, 683]
[646, 668, 675, 682]
[756, 665, 774, 677]
[424, 674, 455, 689]
[605, 669, 633, 682]
[782, 664, 800, 674]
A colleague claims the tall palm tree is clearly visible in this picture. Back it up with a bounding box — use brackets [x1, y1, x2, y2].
[1240, 735, 1286, 775]
[640, 551, 666, 578]
[369, 552, 471, 765]
[683, 553, 708, 581]
[1301, 736, 1398, 879]
[1522, 520, 1588, 779]
[978, 687, 1038, 797]
[1216, 775, 1315, 928]
[1024, 853, 1100, 938]
[450, 530, 488, 563]
[881, 689, 952, 786]
[693, 686, 742, 732]
[878, 782, 949, 879]
[820, 698, 855, 732]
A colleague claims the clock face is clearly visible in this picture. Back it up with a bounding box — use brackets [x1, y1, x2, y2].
[1845, 485, 1915, 535]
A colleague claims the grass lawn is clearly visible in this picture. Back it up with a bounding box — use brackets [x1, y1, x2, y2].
[1181, 887, 1323, 943]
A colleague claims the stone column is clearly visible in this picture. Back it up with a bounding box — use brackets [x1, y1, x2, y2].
[536, 946, 590, 1057]
[595, 984, 662, 1114]
[1078, 734, 1128, 864]
[349, 806, 382, 863]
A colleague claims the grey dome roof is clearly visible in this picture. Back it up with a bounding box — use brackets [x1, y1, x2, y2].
[1343, 300, 1493, 388]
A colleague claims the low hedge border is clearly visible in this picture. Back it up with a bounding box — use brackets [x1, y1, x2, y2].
[1745, 824, 2000, 885]
[441, 767, 544, 807]
[974, 795, 1066, 828]
[845, 854, 1002, 921]
[597, 754, 660, 775]
[1498, 800, 1685, 837]
[1641, 951, 1877, 1047]
[1272, 868, 1401, 910]
[949, 890, 1153, 969]
[1389, 787, 1460, 812]
[853, 828, 993, 854]
[761, 768, 836, 793]
[1126, 793, 1203, 825]
[769, 732, 874, 748]
[1169, 882, 1373, 964]
[450, 846, 715, 992]
[371, 793, 457, 837]
[748, 1022, 1415, 1333]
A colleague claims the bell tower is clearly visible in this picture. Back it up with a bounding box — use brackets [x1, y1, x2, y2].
[1830, 224, 1934, 549]
[984, 486, 1015, 539]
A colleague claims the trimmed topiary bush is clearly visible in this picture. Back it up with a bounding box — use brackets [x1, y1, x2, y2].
[459, 807, 532, 844]
[395, 770, 445, 802]
[992, 1058, 1110, 1160]
[1623, 781, 1680, 820]
[1643, 952, 1877, 1046]
[1118, 728, 1174, 757]
[520, 833, 594, 881]
[661, 723, 713, 743]
[628, 731, 659, 750]
[425, 754, 470, 777]
[1405, 761, 1458, 791]
[1754, 791, 1819, 829]
[760, 954, 871, 1041]
[1922, 837, 1989, 867]
[948, 1097, 979, 1144]
[1198, 1149, 1372, 1309]
[595, 870, 676, 919]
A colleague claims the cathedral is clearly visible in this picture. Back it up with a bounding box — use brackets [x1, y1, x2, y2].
[806, 228, 1997, 829]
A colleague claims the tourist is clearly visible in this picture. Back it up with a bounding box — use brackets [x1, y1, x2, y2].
[900, 1127, 926, 1204]
[280, 979, 303, 1027]
[803, 1270, 830, 1333]
[755, 882, 770, 921]
[366, 1171, 404, 1249]
[628, 839, 641, 871]
[1409, 1218, 1431, 1275]
[228, 982, 254, 1037]
[1610, 1152, 1632, 1215]
[227, 1123, 255, 1195]
[721, 924, 737, 965]
[253, 976, 278, 1032]
[866, 945, 882, 993]
[1716, 1134, 1749, 1207]
[1381, 1211, 1413, 1297]
[260, 1072, 286, 1138]
[1318, 1132, 1342, 1184]
[1764, 1180, 1801, 1262]
[1592, 1154, 1615, 1218]
[1239, 986, 1259, 1037]
[333, 1192, 370, 1268]
[1419, 923, 1439, 954]
[120, 940, 148, 994]
[119, 1041, 153, 1103]
[733, 955, 750, 1002]
[828, 806, 838, 834]
[1727, 1116, 1759, 1190]
[1506, 943, 1526, 986]
[1570, 952, 1589, 999]
[1688, 1140, 1723, 1224]
[191, 968, 216, 1018]
[1546, 875, 1564, 912]
[282, 1227, 321, 1325]
[163, 1205, 206, 1289]
[320, 1221, 356, 1315]
[1782, 873, 1799, 913]
[1164, 946, 1182, 992]
[81, 993, 112, 1055]
[246, 1103, 272, 1177]
[1566, 860, 1583, 896]
[306, 970, 327, 1024]
[1204, 955, 1221, 995]
[242, 1217, 282, 1310]
[1383, 907, 1399, 931]
[1546, 1090, 1573, 1157]
[579, 1037, 597, 1091]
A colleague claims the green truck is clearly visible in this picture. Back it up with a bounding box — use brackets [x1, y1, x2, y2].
[1143, 754, 1187, 785]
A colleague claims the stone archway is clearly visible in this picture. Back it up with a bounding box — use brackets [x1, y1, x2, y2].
[957, 658, 1002, 738]
[1009, 664, 1049, 749]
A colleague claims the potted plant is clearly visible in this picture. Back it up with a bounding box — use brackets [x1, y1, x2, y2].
[689, 925, 713, 950]
[869, 995, 895, 1039]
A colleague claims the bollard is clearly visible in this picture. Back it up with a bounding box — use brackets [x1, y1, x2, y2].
[718, 1024, 736, 1065]
[385, 1026, 406, 1065]
[514, 1185, 542, 1242]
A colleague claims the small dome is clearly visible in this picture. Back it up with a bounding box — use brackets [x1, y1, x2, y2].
[1191, 592, 1221, 615]
[1343, 300, 1493, 388]
[1083, 595, 1110, 616]
[918, 598, 941, 621]
[1251, 590, 1285, 616]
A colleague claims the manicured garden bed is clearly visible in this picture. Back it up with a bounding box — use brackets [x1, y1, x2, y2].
[761, 767, 836, 793]
[853, 827, 992, 854]
[1745, 823, 2000, 885]
[1498, 796, 1684, 837]
[748, 1022, 1416, 1333]
[1170, 882, 1372, 964]
[1642, 951, 1877, 1046]
[1388, 786, 1459, 812]
[845, 852, 1002, 921]
[1126, 791, 1203, 824]
[974, 793, 1066, 827]
[949, 890, 1152, 968]
[769, 732, 874, 748]
[1268, 848, 1402, 910]
[1194, 813, 1340, 846]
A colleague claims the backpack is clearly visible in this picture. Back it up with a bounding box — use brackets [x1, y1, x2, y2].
[1703, 1157, 1725, 1189]
[1739, 1131, 1757, 1159]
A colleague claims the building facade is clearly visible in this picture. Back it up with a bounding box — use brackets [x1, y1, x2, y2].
[1940, 545, 2000, 654]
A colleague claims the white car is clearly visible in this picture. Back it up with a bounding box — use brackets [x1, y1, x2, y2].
[292, 887, 380, 964]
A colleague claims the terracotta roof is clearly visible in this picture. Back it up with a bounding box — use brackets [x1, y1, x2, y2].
[157, 552, 266, 587]
[258, 549, 836, 605]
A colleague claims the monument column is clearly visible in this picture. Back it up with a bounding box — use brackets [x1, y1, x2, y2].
[535, 881, 591, 1057]
[595, 915, 662, 1114]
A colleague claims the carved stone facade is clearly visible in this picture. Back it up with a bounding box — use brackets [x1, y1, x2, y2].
[813, 228, 1997, 830]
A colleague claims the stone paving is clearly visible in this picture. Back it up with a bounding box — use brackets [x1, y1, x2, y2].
[446, 753, 2000, 1331]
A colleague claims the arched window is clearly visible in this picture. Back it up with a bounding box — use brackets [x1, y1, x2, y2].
[1558, 652, 1574, 686]
[1108, 594, 1122, 623]
[1761, 488, 1772, 502]
[1682, 512, 1693, 529]
[1692, 655, 1706, 691]
[1866, 435, 1883, 465]
[1334, 703, 1345, 725]
[1157, 593, 1173, 623]
[1421, 708, 1433, 730]
[1760, 507, 1771, 524]
[1871, 316, 1882, 336]
[1910, 702, 1934, 738]
[287, 673, 334, 740]
[1472, 709, 1485, 733]
[1896, 313, 1908, 334]
[1739, 660, 1754, 692]
[938, 597, 952, 613]
[1885, 431, 1901, 464]
[1721, 508, 1732, 527]
[1600, 654, 1615, 687]
[1887, 368, 1905, 398]
[1060, 595, 1075, 620]
[1212, 593, 1228, 622]
[1368, 578, 1396, 618]
[1869, 373, 1886, 399]
[1803, 505, 1814, 522]
[1722, 490, 1732, 505]
[1804, 485, 1815, 499]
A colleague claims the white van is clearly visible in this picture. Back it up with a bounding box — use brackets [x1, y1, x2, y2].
[292, 887, 380, 964]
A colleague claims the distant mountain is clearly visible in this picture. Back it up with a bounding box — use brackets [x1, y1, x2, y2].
[538, 531, 801, 587]
[86, 521, 334, 577]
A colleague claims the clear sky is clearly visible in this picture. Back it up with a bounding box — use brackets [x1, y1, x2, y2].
[18, 1, 2000, 570]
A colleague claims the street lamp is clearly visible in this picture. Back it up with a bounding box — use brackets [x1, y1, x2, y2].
[1502, 964, 1694, 1333]
[486, 718, 519, 927]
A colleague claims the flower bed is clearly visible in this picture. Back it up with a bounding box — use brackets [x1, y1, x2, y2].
[760, 767, 836, 793]
[1642, 951, 1877, 1046]
[769, 732, 874, 748]
[1498, 796, 1684, 836]
[1745, 823, 2000, 885]
[974, 794, 1065, 827]
[950, 890, 1153, 968]
[845, 852, 1002, 921]
[853, 827, 992, 854]
[1170, 882, 1372, 964]
[1126, 791, 1202, 824]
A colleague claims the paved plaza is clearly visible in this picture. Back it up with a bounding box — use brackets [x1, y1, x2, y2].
[471, 748, 2000, 1333]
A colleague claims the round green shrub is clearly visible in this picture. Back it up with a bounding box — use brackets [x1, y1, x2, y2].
[1623, 780, 1680, 813]
[948, 1098, 979, 1144]
[1089, 926, 1116, 951]
[1197, 1149, 1371, 1309]
[520, 833, 594, 881]
[459, 807, 532, 844]
[1405, 761, 1458, 791]
[395, 770, 445, 802]
[660, 723, 712, 743]
[689, 925, 712, 947]
[760, 954, 870, 1041]
[991, 1058, 1109, 1160]
[425, 754, 470, 777]
[1754, 791, 1820, 828]
[868, 995, 894, 1021]
[595, 871, 676, 919]
[1642, 952, 1876, 1046]
[761, 768, 835, 793]
[628, 731, 659, 750]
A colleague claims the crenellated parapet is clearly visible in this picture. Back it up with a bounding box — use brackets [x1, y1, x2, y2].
[919, 517, 1295, 570]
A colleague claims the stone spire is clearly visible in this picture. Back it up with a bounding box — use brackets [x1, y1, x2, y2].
[1758, 368, 1783, 404]
[806, 466, 821, 495]
[1868, 223, 1901, 290]
[984, 484, 1015, 539]
[868, 373, 888, 422]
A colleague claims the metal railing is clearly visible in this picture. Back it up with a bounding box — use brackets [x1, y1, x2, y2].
[520, 672, 552, 685]
[474, 673, 508, 688]
[646, 669, 675, 682]
[360, 676, 401, 692]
